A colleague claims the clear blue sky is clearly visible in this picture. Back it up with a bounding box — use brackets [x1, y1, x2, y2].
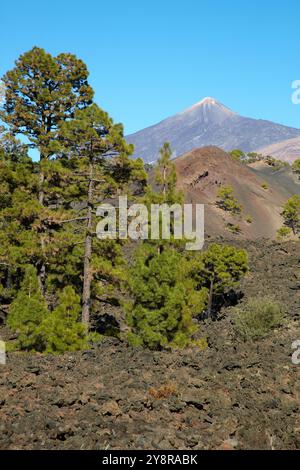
[1, 0, 300, 134]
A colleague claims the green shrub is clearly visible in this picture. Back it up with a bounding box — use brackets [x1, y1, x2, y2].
[281, 195, 300, 235]
[292, 158, 300, 176]
[88, 331, 103, 346]
[226, 223, 241, 234]
[125, 245, 208, 350]
[7, 265, 48, 351]
[188, 243, 248, 318]
[216, 185, 242, 214]
[230, 149, 245, 162]
[265, 156, 289, 170]
[276, 226, 292, 240]
[38, 286, 88, 354]
[7, 267, 88, 353]
[233, 297, 284, 340]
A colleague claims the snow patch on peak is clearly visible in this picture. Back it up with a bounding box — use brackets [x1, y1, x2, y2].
[180, 97, 237, 117]
[194, 97, 218, 107]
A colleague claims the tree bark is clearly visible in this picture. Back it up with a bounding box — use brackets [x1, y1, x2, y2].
[207, 277, 214, 318]
[163, 165, 166, 195]
[38, 169, 45, 205]
[38, 159, 46, 293]
[6, 267, 12, 290]
[82, 161, 94, 327]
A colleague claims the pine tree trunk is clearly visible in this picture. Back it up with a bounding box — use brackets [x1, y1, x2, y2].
[207, 277, 214, 318]
[6, 268, 11, 290]
[38, 161, 46, 293]
[38, 170, 45, 205]
[38, 247, 46, 295]
[82, 161, 94, 327]
[163, 165, 166, 195]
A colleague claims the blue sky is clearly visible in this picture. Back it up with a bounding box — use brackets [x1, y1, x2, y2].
[1, 0, 300, 134]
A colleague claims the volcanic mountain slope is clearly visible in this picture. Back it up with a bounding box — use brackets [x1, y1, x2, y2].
[126, 97, 300, 163]
[257, 136, 300, 163]
[248, 159, 300, 195]
[174, 146, 300, 239]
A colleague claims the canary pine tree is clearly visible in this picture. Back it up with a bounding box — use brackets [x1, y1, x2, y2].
[216, 185, 242, 214]
[0, 47, 93, 165]
[38, 286, 87, 353]
[59, 104, 147, 326]
[0, 127, 80, 304]
[7, 267, 88, 352]
[0, 47, 94, 289]
[155, 142, 177, 197]
[125, 244, 207, 349]
[292, 158, 300, 177]
[188, 244, 249, 317]
[281, 195, 300, 235]
[125, 143, 204, 349]
[144, 142, 184, 253]
[7, 265, 48, 351]
[0, 129, 40, 305]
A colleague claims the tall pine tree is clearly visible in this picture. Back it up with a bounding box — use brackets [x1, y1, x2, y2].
[59, 104, 147, 326]
[0, 47, 94, 289]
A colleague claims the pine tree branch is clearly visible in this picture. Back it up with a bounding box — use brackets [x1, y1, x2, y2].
[59, 216, 88, 224]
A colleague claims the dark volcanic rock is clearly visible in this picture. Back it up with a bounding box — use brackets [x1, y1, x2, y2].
[0, 241, 299, 450]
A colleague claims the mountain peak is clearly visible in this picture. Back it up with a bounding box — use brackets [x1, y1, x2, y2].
[126, 97, 300, 163]
[176, 97, 236, 127]
[194, 97, 219, 107]
[186, 97, 236, 115]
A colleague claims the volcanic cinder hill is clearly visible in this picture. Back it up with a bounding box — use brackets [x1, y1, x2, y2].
[126, 98, 300, 163]
[173, 146, 300, 239]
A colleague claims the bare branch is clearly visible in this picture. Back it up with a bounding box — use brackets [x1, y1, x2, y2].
[59, 216, 88, 224]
